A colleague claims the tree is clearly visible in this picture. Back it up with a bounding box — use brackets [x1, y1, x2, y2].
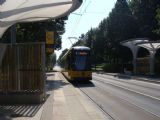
[46, 53, 57, 71]
[107, 0, 136, 42]
[129, 0, 160, 39]
[72, 34, 86, 47]
[0, 17, 67, 50]
[57, 48, 68, 67]
[85, 28, 94, 48]
[105, 0, 136, 64]
[155, 8, 160, 35]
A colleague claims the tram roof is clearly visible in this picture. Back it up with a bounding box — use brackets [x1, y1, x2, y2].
[0, 0, 82, 38]
[72, 46, 90, 50]
[60, 46, 90, 61]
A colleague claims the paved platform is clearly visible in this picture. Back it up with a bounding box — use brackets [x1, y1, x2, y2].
[0, 72, 109, 120]
[47, 72, 108, 120]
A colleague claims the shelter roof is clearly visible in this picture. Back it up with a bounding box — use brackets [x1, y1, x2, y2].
[137, 41, 160, 51]
[0, 0, 82, 38]
[121, 38, 149, 50]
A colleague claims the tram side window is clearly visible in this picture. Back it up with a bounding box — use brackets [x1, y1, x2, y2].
[70, 52, 75, 70]
[67, 55, 70, 70]
[86, 54, 91, 70]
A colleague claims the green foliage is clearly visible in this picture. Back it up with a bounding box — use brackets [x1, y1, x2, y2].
[129, 0, 160, 39]
[102, 63, 121, 73]
[155, 60, 160, 75]
[46, 53, 57, 71]
[107, 0, 136, 42]
[0, 18, 66, 73]
[0, 18, 66, 50]
[155, 49, 160, 75]
[57, 48, 68, 67]
[155, 8, 160, 35]
[104, 0, 137, 65]
[0, 28, 11, 43]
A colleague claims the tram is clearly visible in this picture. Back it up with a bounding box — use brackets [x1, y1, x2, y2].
[61, 46, 92, 81]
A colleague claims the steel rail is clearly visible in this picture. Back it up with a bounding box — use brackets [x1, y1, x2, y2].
[60, 73, 116, 120]
[77, 85, 116, 120]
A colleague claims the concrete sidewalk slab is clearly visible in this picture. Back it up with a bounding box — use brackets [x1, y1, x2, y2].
[53, 72, 109, 120]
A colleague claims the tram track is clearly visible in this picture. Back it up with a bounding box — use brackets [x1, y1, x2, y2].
[78, 87, 117, 120]
[61, 72, 160, 120]
[76, 81, 160, 120]
[92, 78, 160, 118]
[59, 72, 116, 120]
[79, 77, 160, 119]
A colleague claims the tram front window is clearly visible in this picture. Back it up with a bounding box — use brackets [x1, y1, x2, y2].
[75, 56, 86, 70]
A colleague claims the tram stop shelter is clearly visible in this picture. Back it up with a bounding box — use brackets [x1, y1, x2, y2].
[0, 0, 82, 104]
[121, 38, 160, 75]
[137, 41, 160, 75]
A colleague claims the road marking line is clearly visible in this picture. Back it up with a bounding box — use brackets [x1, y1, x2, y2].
[93, 77, 160, 118]
[93, 75, 160, 102]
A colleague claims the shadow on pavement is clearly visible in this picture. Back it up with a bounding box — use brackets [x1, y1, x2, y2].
[46, 80, 69, 92]
[71, 81, 95, 88]
[46, 73, 55, 77]
[0, 103, 42, 118]
[114, 74, 131, 80]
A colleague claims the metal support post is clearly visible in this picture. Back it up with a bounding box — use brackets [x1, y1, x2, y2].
[11, 24, 16, 44]
[11, 24, 21, 90]
[149, 51, 156, 75]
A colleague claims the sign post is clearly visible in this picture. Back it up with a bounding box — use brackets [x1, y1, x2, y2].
[46, 31, 55, 53]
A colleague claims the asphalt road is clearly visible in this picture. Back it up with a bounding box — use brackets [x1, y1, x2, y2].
[72, 73, 160, 120]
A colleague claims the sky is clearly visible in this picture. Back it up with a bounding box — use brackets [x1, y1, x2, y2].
[55, 0, 117, 59]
